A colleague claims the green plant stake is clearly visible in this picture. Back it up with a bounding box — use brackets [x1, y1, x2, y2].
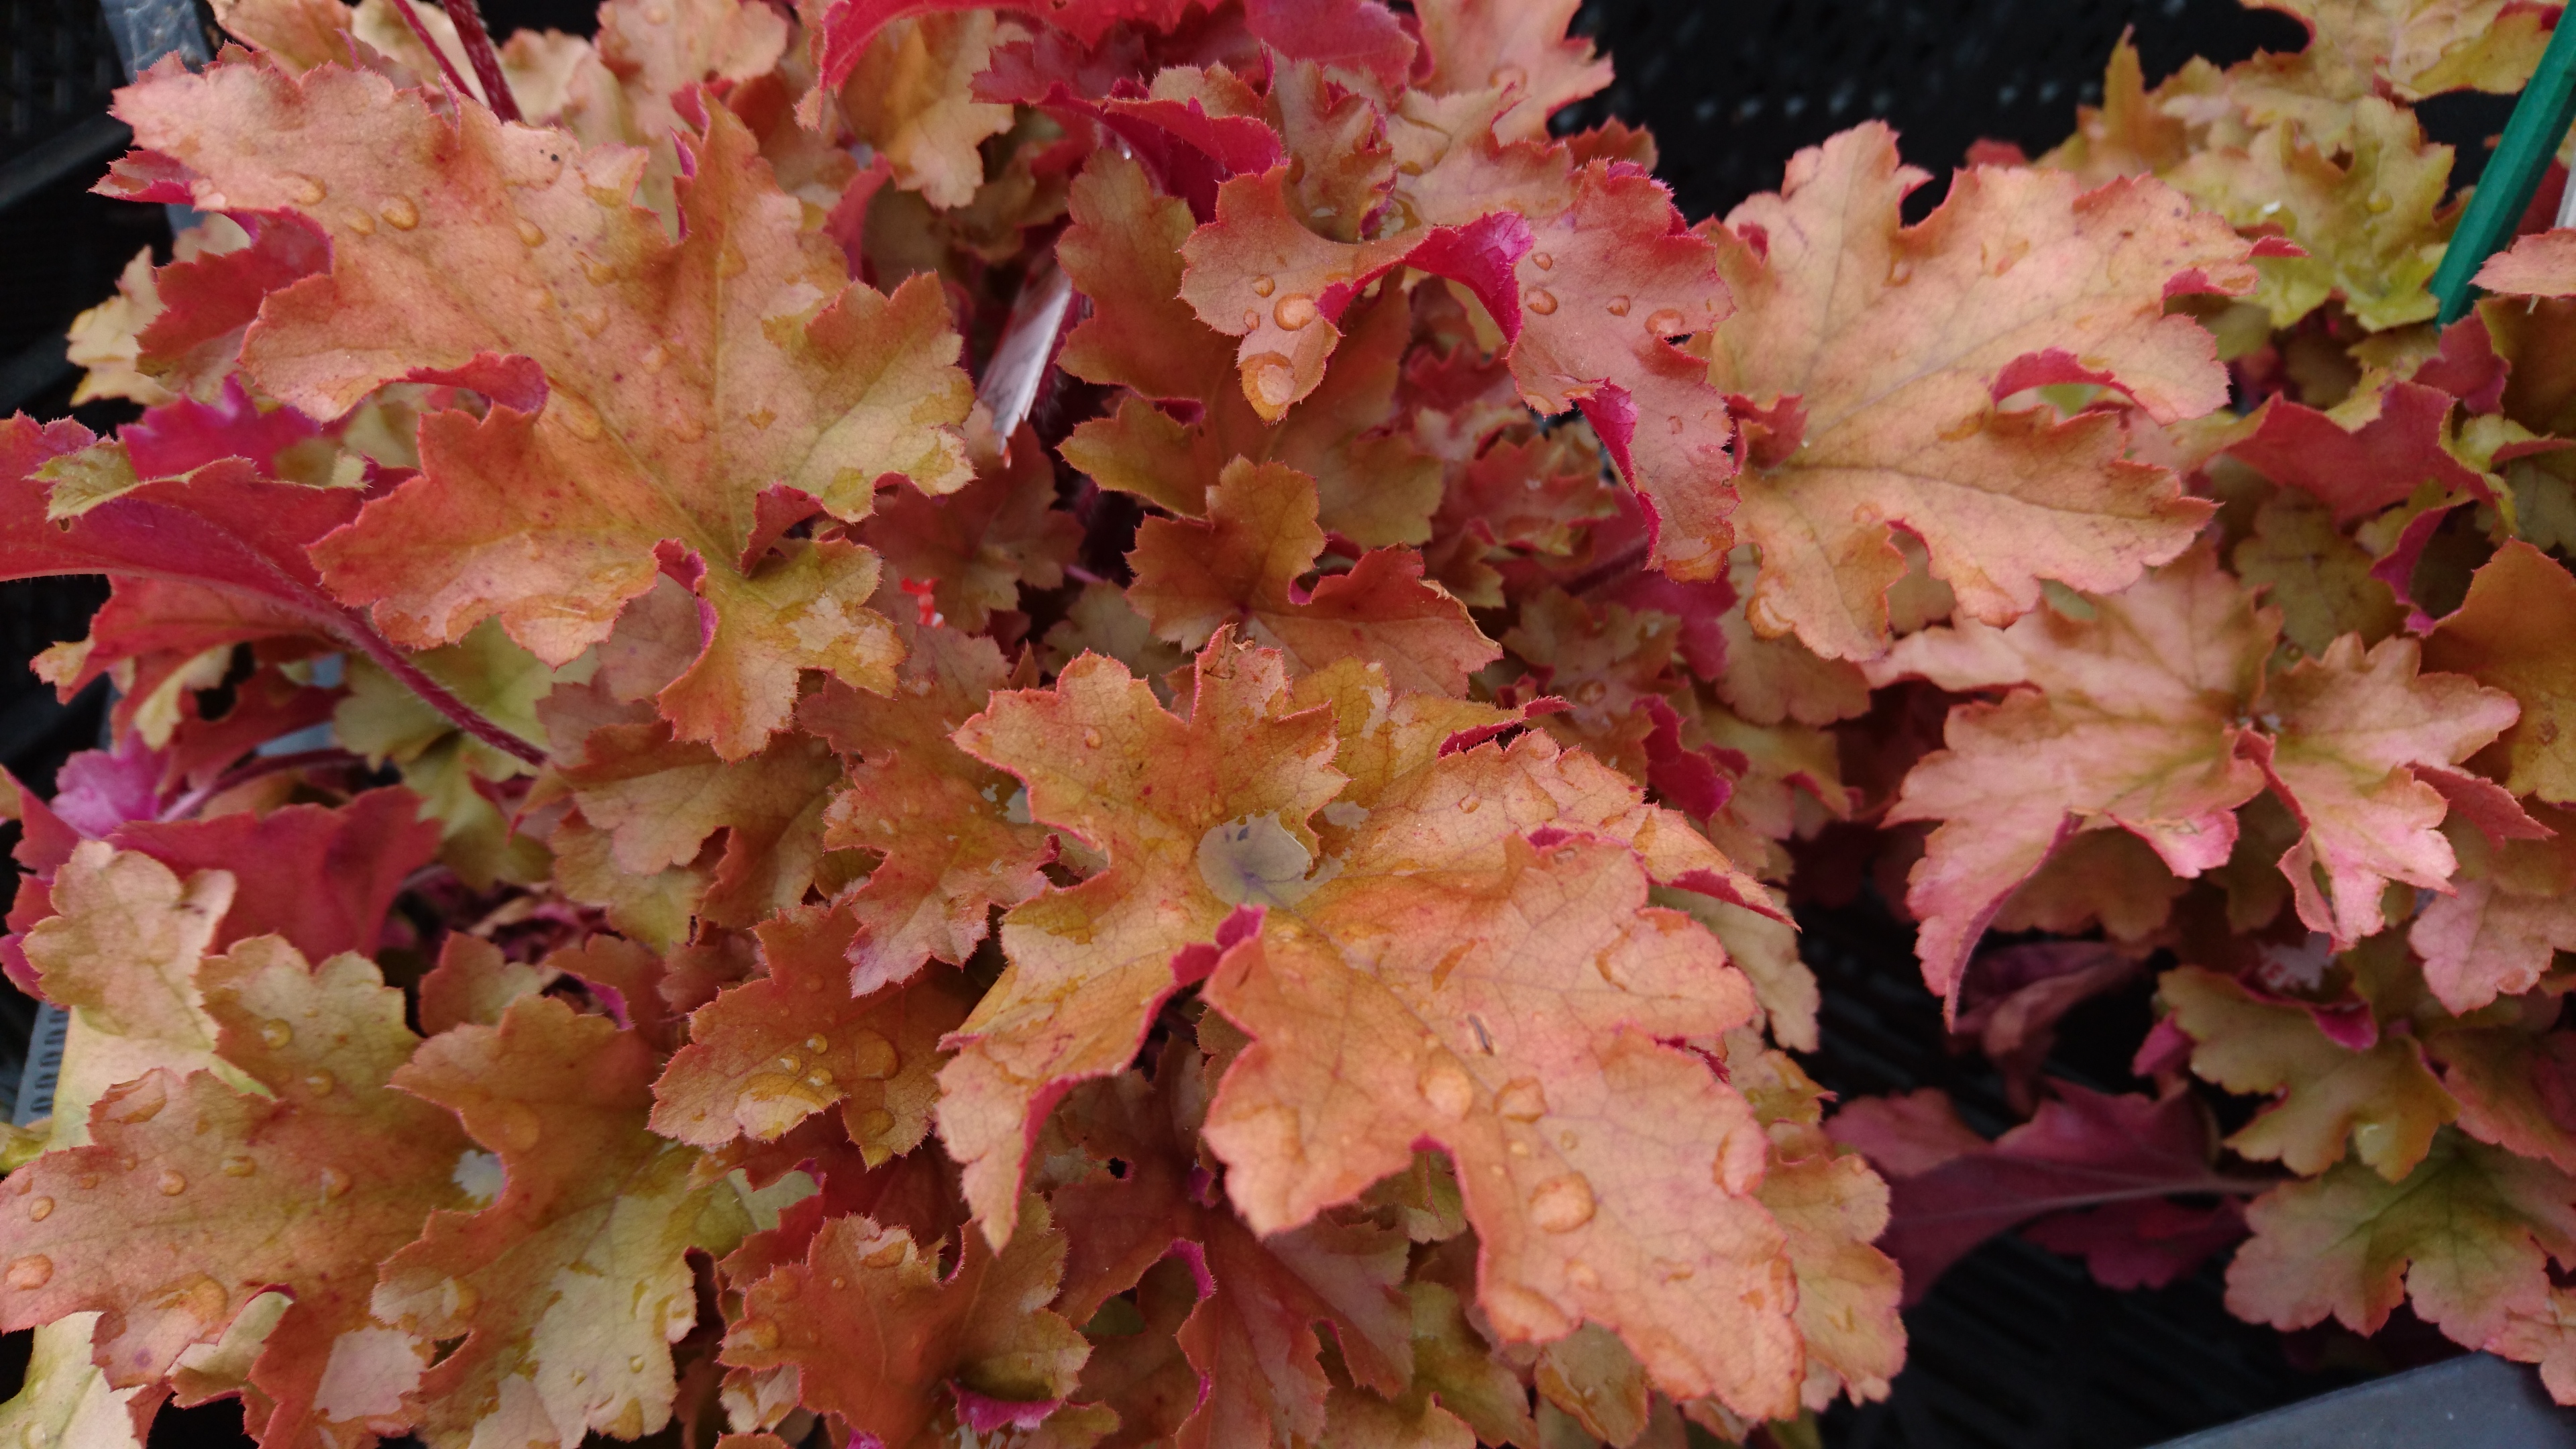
[2433, 14, 2576, 323]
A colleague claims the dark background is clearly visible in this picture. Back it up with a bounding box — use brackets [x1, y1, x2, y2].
[0, 2, 2522, 1446]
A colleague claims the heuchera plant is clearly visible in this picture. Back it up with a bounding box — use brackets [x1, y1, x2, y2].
[9, 0, 2576, 1442]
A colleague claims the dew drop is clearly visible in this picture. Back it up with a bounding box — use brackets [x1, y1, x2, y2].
[1523, 288, 1558, 316]
[847, 1030, 900, 1080]
[292, 175, 327, 205]
[23, 1424, 50, 1448]
[319, 1167, 353, 1199]
[1273, 293, 1319, 331]
[1417, 1058, 1475, 1120]
[106, 1081, 166, 1124]
[739, 1318, 781, 1351]
[491, 1101, 542, 1153]
[775, 1054, 803, 1074]
[515, 217, 545, 247]
[442, 1278, 478, 1319]
[1528, 1173, 1596, 1234]
[1566, 1260, 1601, 1289]
[585, 259, 616, 285]
[1558, 1128, 1579, 1149]
[23, 1198, 50, 1223]
[1495, 1077, 1548, 1122]
[2368, 189, 2394, 214]
[804, 1069, 834, 1089]
[345, 211, 376, 235]
[853, 1107, 898, 1140]
[805, 1034, 829, 1054]
[304, 1071, 335, 1097]
[1532, 251, 1556, 270]
[220, 1153, 256, 1178]
[769, 1274, 801, 1300]
[1456, 795, 1480, 814]
[575, 305, 610, 337]
[718, 243, 748, 278]
[1652, 1257, 1695, 1283]
[1241, 308, 1262, 331]
[378, 195, 419, 230]
[1489, 62, 1527, 88]
[1082, 727, 1103, 749]
[1605, 294, 1631, 316]
[157, 1170, 187, 1197]
[1645, 308, 1685, 335]
[863, 1236, 908, 1269]
[1252, 274, 1276, 297]
[641, 343, 669, 372]
[1573, 678, 1609, 705]
[1242, 352, 1299, 412]
[5, 1256, 50, 1291]
[628, 1353, 648, 1375]
[260, 1020, 292, 1049]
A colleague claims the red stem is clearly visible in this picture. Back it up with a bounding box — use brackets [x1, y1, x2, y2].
[335, 623, 549, 768]
[439, 0, 524, 124]
[1564, 537, 1652, 598]
[160, 748, 364, 823]
[382, 0, 482, 105]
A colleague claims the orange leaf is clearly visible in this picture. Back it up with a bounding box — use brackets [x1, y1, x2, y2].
[721, 1197, 1089, 1449]
[0, 936, 468, 1448]
[112, 57, 973, 757]
[800, 621, 1060, 991]
[1710, 123, 2246, 660]
[652, 900, 974, 1160]
[1127, 460, 1499, 697]
[375, 996, 754, 1445]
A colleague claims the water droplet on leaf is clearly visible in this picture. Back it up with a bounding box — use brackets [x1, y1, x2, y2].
[848, 1030, 899, 1079]
[1252, 274, 1276, 297]
[1243, 352, 1299, 412]
[23, 1198, 49, 1222]
[1274, 294, 1318, 331]
[853, 1107, 898, 1140]
[805, 1035, 829, 1054]
[378, 196, 419, 230]
[1646, 308, 1685, 335]
[515, 217, 545, 247]
[1605, 295, 1631, 316]
[1524, 288, 1558, 316]
[260, 1020, 292, 1049]
[739, 1318, 781, 1351]
[1529, 1173, 1595, 1233]
[1417, 1059, 1474, 1119]
[304, 1071, 335, 1097]
[4, 1256, 50, 1290]
[491, 1102, 541, 1152]
[1495, 1078, 1547, 1122]
[221, 1153, 256, 1177]
[157, 1170, 187, 1197]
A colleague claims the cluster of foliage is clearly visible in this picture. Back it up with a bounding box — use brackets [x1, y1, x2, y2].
[14, 0, 2576, 1442]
